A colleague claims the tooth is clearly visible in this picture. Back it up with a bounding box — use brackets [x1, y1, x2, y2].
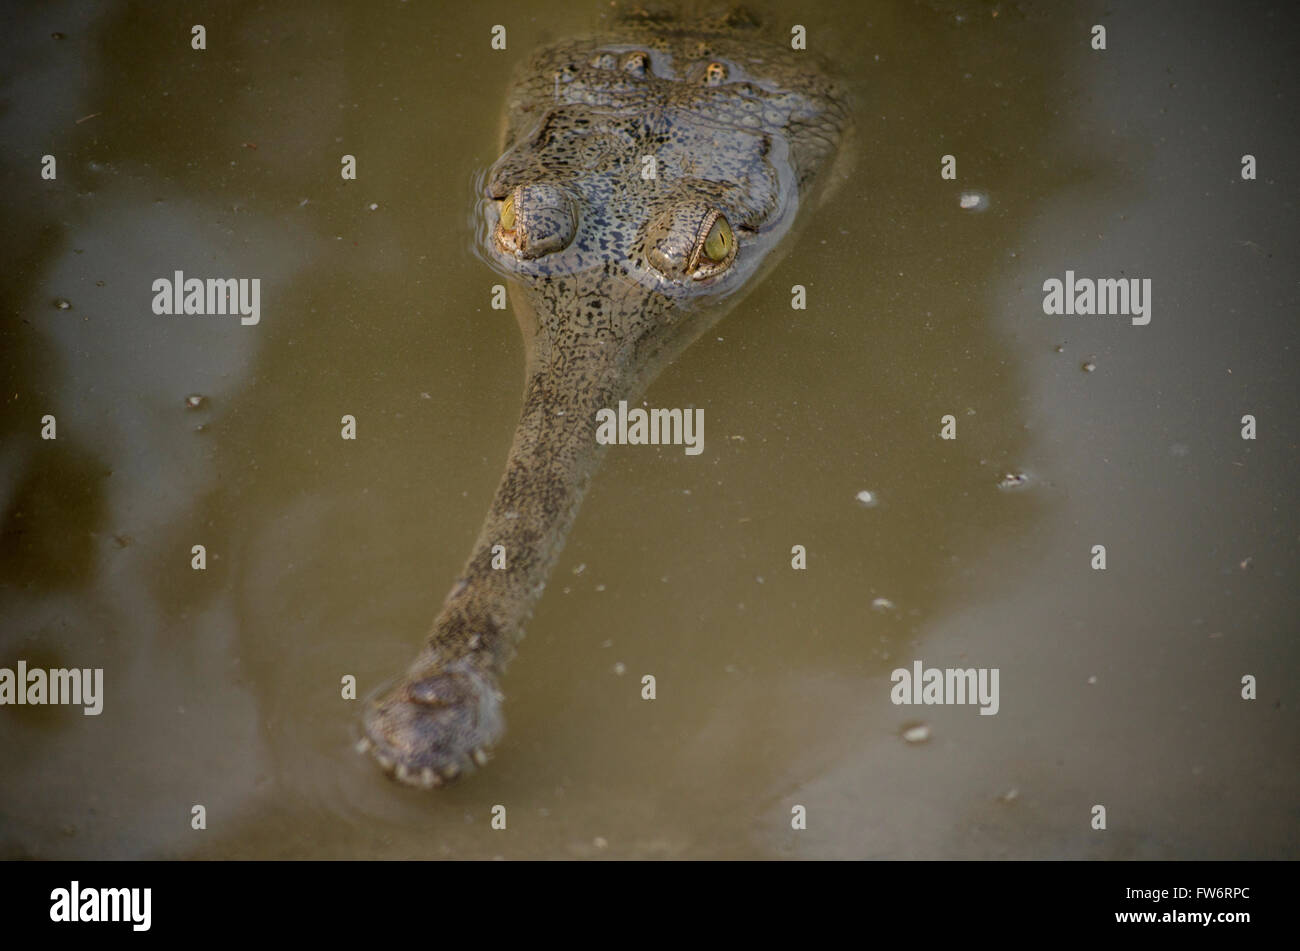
[355, 737, 371, 754]
[396, 764, 411, 781]
[473, 748, 490, 766]
[376, 754, 394, 771]
[420, 768, 438, 788]
[442, 763, 460, 780]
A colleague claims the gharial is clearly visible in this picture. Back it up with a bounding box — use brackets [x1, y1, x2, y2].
[360, 7, 850, 787]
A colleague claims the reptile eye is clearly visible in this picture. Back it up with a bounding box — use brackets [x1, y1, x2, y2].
[704, 61, 728, 85]
[493, 184, 577, 259]
[644, 202, 738, 281]
[690, 211, 737, 279]
[702, 216, 733, 262]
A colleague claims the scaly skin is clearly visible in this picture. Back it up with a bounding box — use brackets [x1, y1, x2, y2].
[361, 9, 848, 787]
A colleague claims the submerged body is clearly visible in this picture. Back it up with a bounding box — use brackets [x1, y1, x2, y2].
[362, 10, 848, 786]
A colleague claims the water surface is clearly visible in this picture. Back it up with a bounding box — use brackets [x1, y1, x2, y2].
[1, 0, 1296, 859]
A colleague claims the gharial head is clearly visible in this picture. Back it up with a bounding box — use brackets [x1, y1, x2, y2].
[362, 22, 847, 790]
[475, 32, 846, 360]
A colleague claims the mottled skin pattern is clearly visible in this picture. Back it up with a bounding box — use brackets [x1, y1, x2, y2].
[361, 10, 848, 787]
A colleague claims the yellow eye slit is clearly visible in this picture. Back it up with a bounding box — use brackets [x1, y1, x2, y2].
[703, 215, 733, 262]
[500, 194, 516, 231]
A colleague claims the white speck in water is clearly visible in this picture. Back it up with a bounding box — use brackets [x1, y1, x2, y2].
[184, 394, 206, 410]
[902, 724, 932, 744]
[612, 662, 625, 676]
[595, 584, 606, 592]
[572, 563, 586, 575]
[1087, 675, 1098, 685]
[998, 472, 1031, 490]
[871, 597, 895, 612]
[959, 191, 989, 212]
[855, 490, 878, 507]
[368, 202, 379, 211]
[53, 298, 72, 310]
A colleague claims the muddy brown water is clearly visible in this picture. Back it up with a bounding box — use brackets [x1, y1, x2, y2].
[1, 0, 1296, 859]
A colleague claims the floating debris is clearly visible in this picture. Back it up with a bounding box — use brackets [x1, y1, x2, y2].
[902, 723, 932, 744]
[184, 394, 207, 410]
[612, 662, 626, 676]
[572, 563, 586, 575]
[53, 298, 72, 310]
[1081, 360, 1097, 373]
[999, 788, 1020, 803]
[871, 597, 895, 612]
[855, 489, 878, 507]
[997, 471, 1030, 490]
[959, 190, 989, 212]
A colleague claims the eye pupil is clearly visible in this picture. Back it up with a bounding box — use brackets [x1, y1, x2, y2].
[500, 195, 516, 231]
[703, 216, 732, 262]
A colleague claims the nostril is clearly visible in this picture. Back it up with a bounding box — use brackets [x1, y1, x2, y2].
[407, 675, 460, 707]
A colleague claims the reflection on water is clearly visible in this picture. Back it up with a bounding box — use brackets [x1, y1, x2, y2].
[0, 0, 1296, 859]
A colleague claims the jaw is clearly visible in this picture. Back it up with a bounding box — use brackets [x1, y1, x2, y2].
[507, 273, 740, 403]
[362, 243, 806, 790]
